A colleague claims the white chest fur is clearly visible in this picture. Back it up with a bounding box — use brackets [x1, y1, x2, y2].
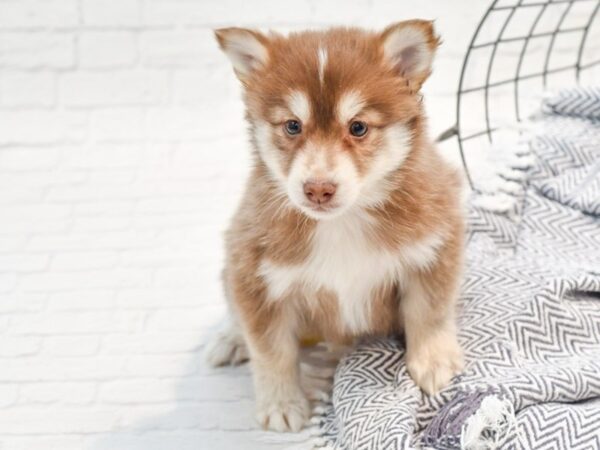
[259, 211, 443, 334]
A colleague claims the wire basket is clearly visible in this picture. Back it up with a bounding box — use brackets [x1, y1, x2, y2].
[451, 0, 600, 189]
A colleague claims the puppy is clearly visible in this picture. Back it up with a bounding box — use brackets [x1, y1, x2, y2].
[206, 21, 465, 432]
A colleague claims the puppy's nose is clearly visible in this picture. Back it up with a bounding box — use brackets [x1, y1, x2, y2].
[303, 180, 337, 205]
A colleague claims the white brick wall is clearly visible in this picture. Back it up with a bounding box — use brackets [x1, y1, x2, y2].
[0, 1, 494, 449]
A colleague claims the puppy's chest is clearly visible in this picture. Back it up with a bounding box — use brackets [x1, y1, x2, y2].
[260, 215, 442, 333]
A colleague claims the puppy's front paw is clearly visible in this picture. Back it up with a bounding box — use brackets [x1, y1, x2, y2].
[406, 335, 464, 395]
[204, 327, 249, 367]
[256, 388, 310, 432]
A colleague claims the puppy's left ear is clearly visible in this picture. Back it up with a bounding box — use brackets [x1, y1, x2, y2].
[380, 20, 440, 91]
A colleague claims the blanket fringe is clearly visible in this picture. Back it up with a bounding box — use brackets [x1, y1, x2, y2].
[461, 395, 517, 450]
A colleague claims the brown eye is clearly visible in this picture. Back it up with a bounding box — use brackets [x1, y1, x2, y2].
[284, 120, 302, 135]
[349, 121, 368, 137]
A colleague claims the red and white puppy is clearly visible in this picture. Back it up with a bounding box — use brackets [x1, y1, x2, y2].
[206, 21, 465, 432]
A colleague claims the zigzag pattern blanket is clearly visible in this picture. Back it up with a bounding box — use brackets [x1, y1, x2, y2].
[317, 87, 600, 449]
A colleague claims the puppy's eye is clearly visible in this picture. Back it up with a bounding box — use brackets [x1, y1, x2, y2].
[284, 120, 302, 135]
[349, 121, 368, 137]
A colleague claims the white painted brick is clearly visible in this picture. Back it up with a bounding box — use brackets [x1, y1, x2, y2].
[116, 287, 203, 308]
[43, 336, 100, 356]
[143, 0, 315, 26]
[0, 0, 79, 29]
[0, 71, 55, 107]
[1, 436, 84, 450]
[82, 0, 140, 26]
[0, 185, 45, 203]
[143, 106, 231, 140]
[141, 30, 214, 68]
[0, 355, 130, 381]
[0, 254, 49, 272]
[153, 266, 203, 288]
[20, 269, 150, 292]
[61, 142, 144, 169]
[7, 311, 145, 335]
[0, 169, 87, 191]
[123, 354, 198, 377]
[0, 316, 8, 333]
[87, 169, 136, 185]
[73, 200, 134, 217]
[142, 0, 211, 26]
[0, 147, 61, 171]
[118, 248, 192, 268]
[121, 246, 198, 268]
[136, 195, 205, 214]
[0, 273, 17, 293]
[0, 384, 18, 408]
[146, 306, 225, 332]
[27, 230, 156, 251]
[0, 293, 45, 313]
[310, 0, 376, 25]
[19, 382, 96, 404]
[0, 215, 71, 235]
[8, 203, 72, 221]
[79, 31, 138, 68]
[128, 212, 211, 232]
[0, 111, 87, 145]
[59, 70, 169, 107]
[172, 68, 241, 107]
[48, 290, 116, 311]
[0, 409, 118, 434]
[51, 251, 119, 270]
[90, 107, 144, 140]
[0, 236, 28, 253]
[102, 332, 200, 354]
[0, 32, 74, 68]
[48, 181, 149, 203]
[99, 379, 176, 403]
[0, 336, 41, 356]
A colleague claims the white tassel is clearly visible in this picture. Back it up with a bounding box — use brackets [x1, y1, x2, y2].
[461, 395, 517, 450]
[471, 193, 519, 214]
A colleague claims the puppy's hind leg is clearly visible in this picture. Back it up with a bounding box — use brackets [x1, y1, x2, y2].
[204, 269, 249, 367]
[204, 315, 249, 367]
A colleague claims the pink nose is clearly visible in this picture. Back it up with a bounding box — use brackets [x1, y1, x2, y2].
[303, 181, 337, 205]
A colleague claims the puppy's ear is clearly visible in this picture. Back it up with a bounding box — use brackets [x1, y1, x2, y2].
[214, 27, 269, 82]
[380, 20, 440, 91]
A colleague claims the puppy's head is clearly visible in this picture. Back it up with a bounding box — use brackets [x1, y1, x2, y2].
[215, 21, 439, 220]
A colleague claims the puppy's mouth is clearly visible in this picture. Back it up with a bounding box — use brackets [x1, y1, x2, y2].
[299, 202, 345, 219]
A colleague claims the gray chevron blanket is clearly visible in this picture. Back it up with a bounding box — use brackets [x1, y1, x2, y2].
[316, 87, 600, 450]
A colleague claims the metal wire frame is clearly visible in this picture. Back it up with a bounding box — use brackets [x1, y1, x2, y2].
[452, 0, 600, 189]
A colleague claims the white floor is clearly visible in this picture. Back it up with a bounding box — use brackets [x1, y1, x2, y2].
[3, 1, 596, 449]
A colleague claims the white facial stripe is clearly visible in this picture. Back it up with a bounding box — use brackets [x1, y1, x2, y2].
[287, 91, 311, 123]
[357, 124, 413, 207]
[318, 47, 328, 85]
[337, 90, 365, 124]
[255, 120, 286, 183]
[307, 148, 328, 178]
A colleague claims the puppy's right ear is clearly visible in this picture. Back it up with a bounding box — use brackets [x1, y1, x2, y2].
[214, 28, 269, 82]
